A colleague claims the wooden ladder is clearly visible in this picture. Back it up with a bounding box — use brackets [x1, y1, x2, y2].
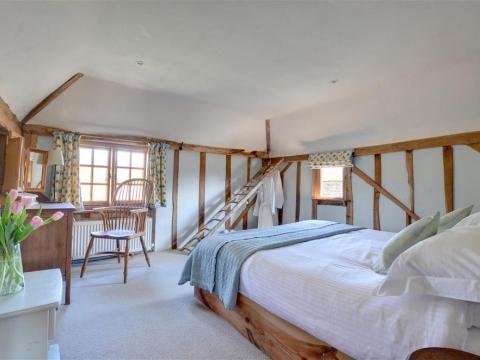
[179, 158, 284, 254]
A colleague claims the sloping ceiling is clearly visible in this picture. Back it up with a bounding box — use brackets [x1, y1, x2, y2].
[1, 1, 479, 152]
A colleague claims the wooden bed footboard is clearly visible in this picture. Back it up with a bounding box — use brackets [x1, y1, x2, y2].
[194, 288, 480, 360]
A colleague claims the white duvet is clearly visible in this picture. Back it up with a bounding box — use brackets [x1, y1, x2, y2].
[239, 229, 480, 360]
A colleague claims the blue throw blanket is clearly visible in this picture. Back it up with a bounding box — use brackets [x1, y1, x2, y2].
[179, 220, 363, 310]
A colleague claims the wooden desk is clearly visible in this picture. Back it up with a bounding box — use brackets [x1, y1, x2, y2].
[21, 202, 76, 304]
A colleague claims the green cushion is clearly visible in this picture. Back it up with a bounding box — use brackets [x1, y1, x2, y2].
[373, 213, 440, 274]
[438, 205, 474, 232]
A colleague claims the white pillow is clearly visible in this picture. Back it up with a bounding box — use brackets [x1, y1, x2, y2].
[375, 226, 480, 303]
[454, 211, 480, 227]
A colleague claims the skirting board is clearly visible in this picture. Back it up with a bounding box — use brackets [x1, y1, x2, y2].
[194, 288, 480, 360]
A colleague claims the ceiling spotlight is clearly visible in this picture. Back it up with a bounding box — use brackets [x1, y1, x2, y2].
[136, 60, 144, 66]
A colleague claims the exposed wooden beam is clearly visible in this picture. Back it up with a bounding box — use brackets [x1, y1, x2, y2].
[345, 167, 353, 225]
[405, 150, 415, 225]
[352, 165, 420, 221]
[0, 96, 22, 136]
[373, 154, 381, 230]
[265, 119, 271, 154]
[22, 73, 84, 125]
[198, 152, 206, 231]
[468, 143, 480, 152]
[171, 149, 179, 249]
[354, 131, 480, 156]
[23, 123, 268, 158]
[270, 130, 480, 161]
[295, 161, 302, 222]
[442, 146, 454, 213]
[225, 155, 232, 229]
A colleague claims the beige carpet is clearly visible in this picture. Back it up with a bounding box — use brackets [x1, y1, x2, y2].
[57, 251, 268, 360]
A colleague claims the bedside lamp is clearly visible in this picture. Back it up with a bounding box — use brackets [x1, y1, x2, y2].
[48, 147, 64, 201]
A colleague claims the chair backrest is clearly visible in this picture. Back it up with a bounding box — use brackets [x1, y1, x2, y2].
[98, 206, 148, 234]
[112, 178, 153, 208]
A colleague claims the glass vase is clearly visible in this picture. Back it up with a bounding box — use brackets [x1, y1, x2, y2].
[0, 243, 25, 296]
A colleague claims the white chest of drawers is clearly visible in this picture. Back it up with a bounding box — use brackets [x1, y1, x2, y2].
[0, 269, 62, 359]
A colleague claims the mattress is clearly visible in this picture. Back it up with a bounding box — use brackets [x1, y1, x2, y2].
[239, 228, 478, 360]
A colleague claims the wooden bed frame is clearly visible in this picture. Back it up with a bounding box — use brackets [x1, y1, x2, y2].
[194, 288, 480, 360]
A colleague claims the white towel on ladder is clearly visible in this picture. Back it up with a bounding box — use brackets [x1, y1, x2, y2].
[253, 170, 284, 228]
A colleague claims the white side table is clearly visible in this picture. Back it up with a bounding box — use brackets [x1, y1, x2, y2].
[0, 269, 62, 360]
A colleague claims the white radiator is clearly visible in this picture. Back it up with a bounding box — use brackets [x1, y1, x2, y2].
[72, 217, 154, 260]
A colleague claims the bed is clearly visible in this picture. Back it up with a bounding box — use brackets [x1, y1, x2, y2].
[181, 221, 480, 360]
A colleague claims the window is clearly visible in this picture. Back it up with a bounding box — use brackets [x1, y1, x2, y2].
[312, 166, 345, 201]
[79, 142, 147, 206]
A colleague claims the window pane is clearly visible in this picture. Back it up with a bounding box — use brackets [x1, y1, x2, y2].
[131, 152, 145, 167]
[131, 169, 144, 179]
[116, 168, 130, 183]
[80, 148, 92, 165]
[92, 185, 108, 202]
[81, 185, 91, 202]
[320, 167, 344, 199]
[93, 167, 109, 183]
[94, 149, 109, 166]
[117, 151, 130, 167]
[79, 166, 92, 183]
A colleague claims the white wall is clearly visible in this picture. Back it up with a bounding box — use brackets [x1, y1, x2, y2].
[281, 145, 480, 233]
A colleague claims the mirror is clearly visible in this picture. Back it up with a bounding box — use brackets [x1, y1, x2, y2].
[25, 149, 48, 192]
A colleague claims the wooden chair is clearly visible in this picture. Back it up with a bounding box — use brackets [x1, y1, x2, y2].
[112, 178, 153, 208]
[80, 206, 150, 283]
[80, 178, 154, 283]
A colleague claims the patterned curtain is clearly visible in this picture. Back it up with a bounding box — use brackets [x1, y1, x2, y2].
[148, 143, 168, 207]
[52, 131, 82, 208]
[308, 150, 354, 169]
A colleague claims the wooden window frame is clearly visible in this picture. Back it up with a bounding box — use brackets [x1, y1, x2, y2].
[79, 140, 148, 208]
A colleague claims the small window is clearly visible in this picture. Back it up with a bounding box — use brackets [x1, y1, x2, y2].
[312, 166, 345, 200]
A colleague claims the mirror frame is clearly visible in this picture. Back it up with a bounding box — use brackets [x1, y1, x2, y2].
[24, 148, 49, 193]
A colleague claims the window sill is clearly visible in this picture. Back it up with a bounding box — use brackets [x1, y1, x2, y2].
[313, 198, 349, 206]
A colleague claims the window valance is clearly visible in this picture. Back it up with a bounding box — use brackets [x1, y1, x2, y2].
[308, 150, 353, 169]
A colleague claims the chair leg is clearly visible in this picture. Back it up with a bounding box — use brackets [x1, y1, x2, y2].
[116, 239, 121, 263]
[80, 235, 95, 278]
[139, 236, 151, 267]
[123, 240, 129, 284]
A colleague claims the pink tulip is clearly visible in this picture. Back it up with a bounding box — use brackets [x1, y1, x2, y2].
[11, 201, 23, 215]
[52, 211, 64, 221]
[30, 216, 44, 229]
[8, 189, 19, 200]
[21, 197, 34, 207]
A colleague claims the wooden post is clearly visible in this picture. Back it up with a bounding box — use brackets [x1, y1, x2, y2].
[345, 167, 353, 225]
[225, 155, 232, 229]
[243, 157, 252, 229]
[405, 150, 415, 225]
[443, 146, 454, 213]
[198, 152, 206, 231]
[265, 119, 271, 154]
[311, 169, 321, 220]
[278, 162, 292, 225]
[171, 149, 179, 249]
[373, 154, 381, 230]
[295, 161, 301, 222]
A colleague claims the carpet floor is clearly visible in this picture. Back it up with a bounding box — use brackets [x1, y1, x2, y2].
[57, 251, 268, 360]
